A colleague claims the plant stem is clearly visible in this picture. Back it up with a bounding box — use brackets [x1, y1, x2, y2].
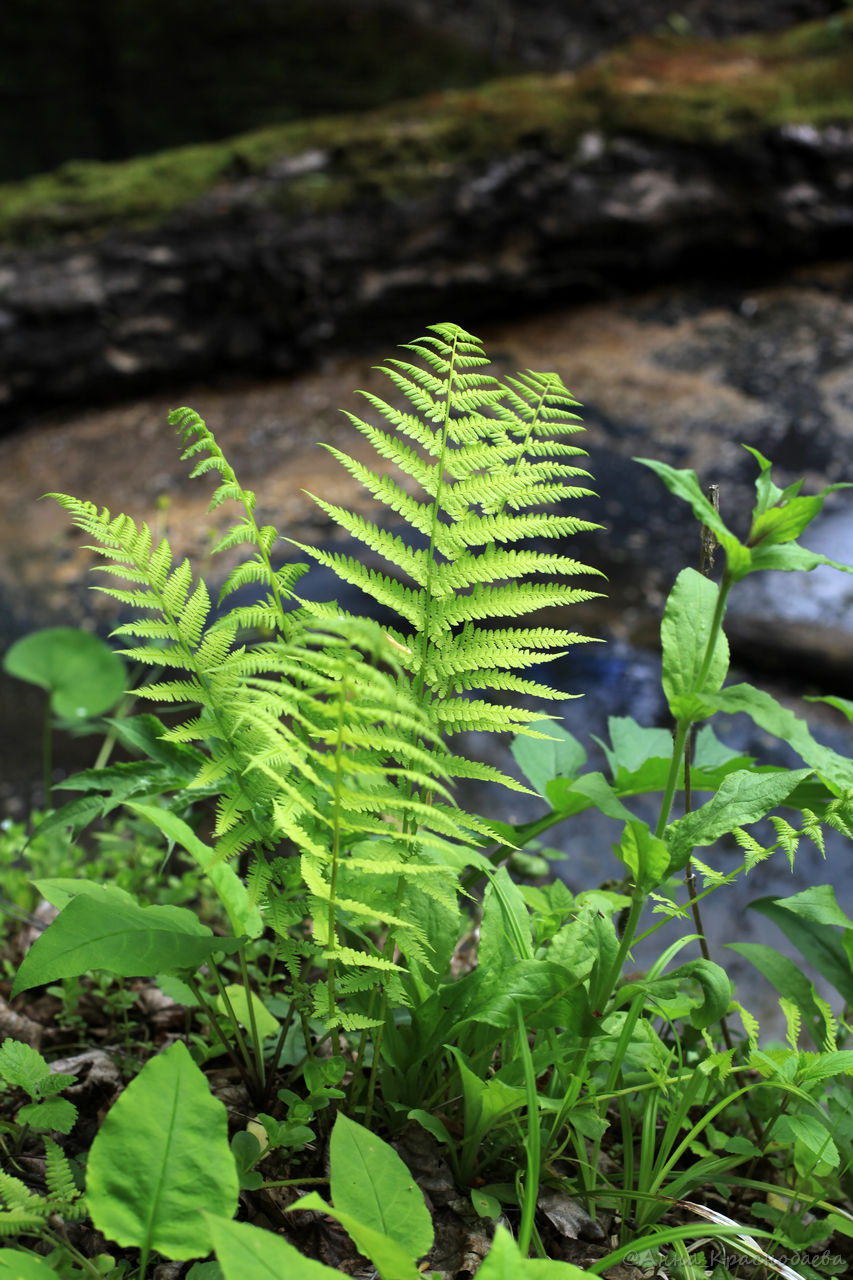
[238, 947, 266, 1097]
[655, 719, 691, 839]
[206, 963, 257, 1088]
[186, 974, 249, 1084]
[694, 571, 733, 693]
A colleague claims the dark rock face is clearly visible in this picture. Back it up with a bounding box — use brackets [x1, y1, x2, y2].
[3, 122, 853, 432]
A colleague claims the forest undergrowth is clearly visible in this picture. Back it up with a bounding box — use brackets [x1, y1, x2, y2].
[1, 323, 853, 1280]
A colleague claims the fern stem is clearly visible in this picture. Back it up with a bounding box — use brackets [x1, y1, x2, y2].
[238, 947, 266, 1096]
[207, 964, 257, 1085]
[186, 973, 251, 1084]
[412, 328, 458, 710]
[326, 669, 350, 1030]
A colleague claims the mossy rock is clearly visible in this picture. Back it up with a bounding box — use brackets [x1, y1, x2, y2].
[1, 11, 851, 249]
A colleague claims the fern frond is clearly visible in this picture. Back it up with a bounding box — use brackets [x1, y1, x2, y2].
[43, 1136, 86, 1220]
[295, 324, 602, 754]
[0, 1171, 48, 1235]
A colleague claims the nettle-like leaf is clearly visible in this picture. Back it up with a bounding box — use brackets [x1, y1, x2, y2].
[291, 324, 604, 746]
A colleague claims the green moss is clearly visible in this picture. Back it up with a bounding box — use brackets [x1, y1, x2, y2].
[588, 9, 853, 144]
[2, 11, 852, 249]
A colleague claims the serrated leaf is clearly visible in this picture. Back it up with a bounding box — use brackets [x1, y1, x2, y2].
[17, 1096, 77, 1135]
[665, 769, 813, 872]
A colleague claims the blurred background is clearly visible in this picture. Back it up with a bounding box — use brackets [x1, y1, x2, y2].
[1, 0, 853, 1020]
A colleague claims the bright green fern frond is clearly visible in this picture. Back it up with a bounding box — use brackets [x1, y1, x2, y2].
[303, 500, 430, 586]
[170, 405, 304, 639]
[293, 546, 424, 628]
[43, 1136, 86, 1220]
[297, 325, 603, 757]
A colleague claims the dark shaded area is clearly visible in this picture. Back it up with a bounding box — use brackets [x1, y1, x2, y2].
[0, 0, 499, 183]
[0, 0, 845, 184]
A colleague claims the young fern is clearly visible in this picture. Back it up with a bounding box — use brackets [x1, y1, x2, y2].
[0, 1138, 85, 1238]
[292, 323, 604, 750]
[46, 325, 605, 1040]
[240, 616, 485, 1029]
[169, 405, 307, 636]
[49, 466, 486, 1030]
[45, 494, 282, 867]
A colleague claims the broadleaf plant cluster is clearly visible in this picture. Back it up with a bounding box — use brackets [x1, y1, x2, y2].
[2, 322, 853, 1278]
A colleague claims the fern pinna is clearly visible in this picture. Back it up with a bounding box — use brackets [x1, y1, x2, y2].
[292, 322, 604, 752]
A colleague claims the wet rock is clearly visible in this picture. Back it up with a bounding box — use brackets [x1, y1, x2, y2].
[2, 14, 853, 429]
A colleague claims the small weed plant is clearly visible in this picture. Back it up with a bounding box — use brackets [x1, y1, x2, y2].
[2, 323, 853, 1277]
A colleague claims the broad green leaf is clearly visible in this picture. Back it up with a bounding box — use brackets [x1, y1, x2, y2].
[471, 1188, 502, 1219]
[126, 803, 263, 939]
[708, 683, 853, 792]
[748, 897, 853, 1006]
[511, 723, 586, 796]
[665, 768, 813, 872]
[634, 460, 731, 543]
[661, 568, 729, 721]
[479, 866, 534, 969]
[207, 1214, 338, 1278]
[3, 627, 126, 719]
[88, 1041, 239, 1261]
[31, 878, 136, 912]
[749, 540, 853, 575]
[328, 1113, 433, 1259]
[216, 984, 279, 1040]
[600, 720, 755, 796]
[450, 1048, 526, 1148]
[727, 942, 830, 1049]
[477, 1225, 588, 1278]
[407, 1108, 453, 1149]
[0, 1252, 59, 1280]
[616, 820, 669, 891]
[11, 894, 243, 997]
[546, 771, 636, 824]
[775, 1113, 838, 1168]
[459, 960, 585, 1032]
[667, 958, 732, 1029]
[598, 717, 673, 775]
[290, 1191, 422, 1279]
[773, 884, 853, 929]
